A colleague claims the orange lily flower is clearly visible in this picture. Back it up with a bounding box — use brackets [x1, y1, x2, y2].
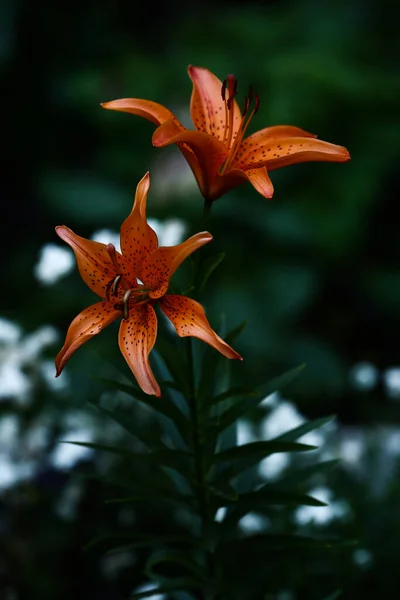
[102, 66, 350, 202]
[55, 172, 241, 396]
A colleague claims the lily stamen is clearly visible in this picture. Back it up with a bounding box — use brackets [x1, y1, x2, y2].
[112, 274, 122, 296]
[122, 289, 133, 319]
[121, 286, 151, 319]
[106, 274, 122, 301]
[220, 81, 260, 175]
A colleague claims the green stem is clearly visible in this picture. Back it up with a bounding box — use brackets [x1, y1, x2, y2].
[185, 338, 219, 600]
[201, 198, 213, 230]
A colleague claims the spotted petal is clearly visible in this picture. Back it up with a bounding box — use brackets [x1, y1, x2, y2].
[235, 133, 350, 171]
[120, 172, 158, 274]
[118, 304, 160, 397]
[141, 232, 213, 299]
[56, 226, 125, 297]
[55, 301, 121, 376]
[160, 295, 242, 360]
[101, 98, 182, 127]
[188, 66, 242, 144]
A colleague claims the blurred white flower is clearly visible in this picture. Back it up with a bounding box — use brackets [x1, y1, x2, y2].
[383, 367, 400, 399]
[353, 548, 373, 568]
[0, 319, 59, 403]
[349, 362, 378, 391]
[51, 426, 94, 469]
[239, 512, 271, 534]
[91, 228, 121, 250]
[34, 243, 74, 284]
[261, 395, 326, 447]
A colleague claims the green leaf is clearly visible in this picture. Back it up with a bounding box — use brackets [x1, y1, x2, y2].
[145, 549, 206, 584]
[77, 471, 196, 510]
[211, 386, 258, 406]
[213, 441, 316, 464]
[130, 579, 200, 598]
[207, 482, 238, 502]
[155, 337, 190, 398]
[220, 488, 327, 525]
[224, 320, 247, 345]
[62, 441, 194, 481]
[89, 402, 165, 450]
[84, 533, 196, 553]
[275, 459, 340, 489]
[215, 364, 305, 432]
[98, 377, 190, 446]
[197, 251, 226, 292]
[221, 533, 344, 553]
[275, 414, 336, 442]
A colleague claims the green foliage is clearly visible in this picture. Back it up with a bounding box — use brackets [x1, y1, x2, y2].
[81, 357, 343, 598]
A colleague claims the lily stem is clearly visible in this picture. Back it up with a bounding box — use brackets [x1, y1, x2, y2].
[202, 198, 213, 229]
[185, 338, 218, 600]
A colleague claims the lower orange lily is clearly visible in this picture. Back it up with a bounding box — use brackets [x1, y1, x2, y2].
[55, 172, 241, 396]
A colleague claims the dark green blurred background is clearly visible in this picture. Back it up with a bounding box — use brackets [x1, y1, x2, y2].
[1, 0, 400, 598]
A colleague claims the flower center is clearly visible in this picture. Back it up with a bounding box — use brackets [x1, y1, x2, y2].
[105, 243, 151, 318]
[220, 75, 259, 174]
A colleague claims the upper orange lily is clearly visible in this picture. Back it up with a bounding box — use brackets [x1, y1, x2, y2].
[102, 66, 350, 202]
[55, 172, 241, 396]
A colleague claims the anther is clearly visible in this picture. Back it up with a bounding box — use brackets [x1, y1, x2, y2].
[112, 274, 122, 296]
[122, 289, 133, 320]
[221, 79, 227, 101]
[254, 94, 260, 114]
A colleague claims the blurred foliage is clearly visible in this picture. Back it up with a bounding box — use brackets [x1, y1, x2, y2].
[1, 0, 400, 598]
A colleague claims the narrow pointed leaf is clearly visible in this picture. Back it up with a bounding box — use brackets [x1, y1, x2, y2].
[207, 482, 238, 502]
[62, 441, 193, 479]
[213, 441, 316, 464]
[84, 533, 196, 553]
[197, 251, 225, 292]
[275, 414, 336, 442]
[145, 550, 206, 583]
[211, 386, 258, 406]
[89, 402, 165, 450]
[224, 320, 247, 345]
[275, 459, 340, 489]
[155, 336, 190, 397]
[215, 364, 305, 432]
[221, 533, 345, 553]
[220, 488, 328, 525]
[98, 377, 190, 444]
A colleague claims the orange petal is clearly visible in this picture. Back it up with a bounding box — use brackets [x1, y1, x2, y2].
[152, 119, 206, 195]
[101, 98, 182, 127]
[188, 66, 242, 144]
[234, 135, 350, 171]
[140, 232, 213, 299]
[238, 167, 274, 199]
[153, 123, 227, 200]
[55, 301, 120, 376]
[160, 295, 242, 360]
[56, 226, 123, 297]
[120, 172, 158, 274]
[118, 304, 160, 397]
[244, 125, 317, 142]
